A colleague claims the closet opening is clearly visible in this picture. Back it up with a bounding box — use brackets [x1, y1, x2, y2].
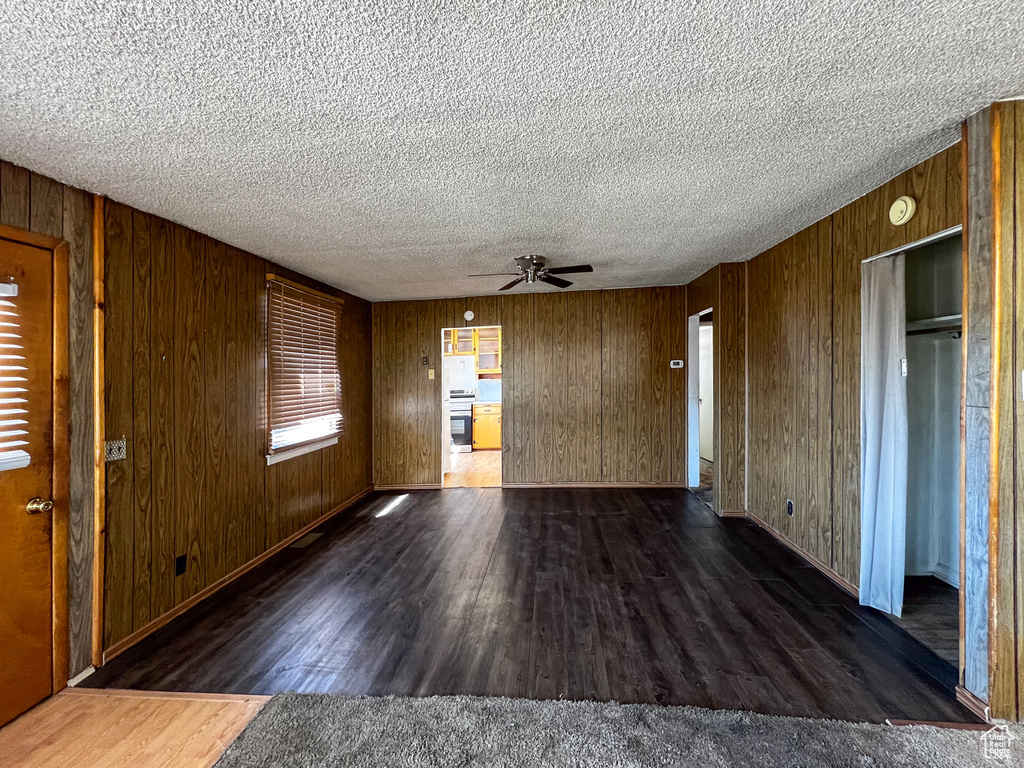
[897, 232, 962, 669]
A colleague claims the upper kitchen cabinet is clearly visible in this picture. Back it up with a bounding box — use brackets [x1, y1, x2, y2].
[443, 327, 477, 356]
[476, 326, 501, 373]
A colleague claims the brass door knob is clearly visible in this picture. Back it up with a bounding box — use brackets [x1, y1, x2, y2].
[26, 498, 53, 515]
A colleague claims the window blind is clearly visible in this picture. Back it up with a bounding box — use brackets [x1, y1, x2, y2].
[267, 279, 342, 453]
[0, 282, 30, 472]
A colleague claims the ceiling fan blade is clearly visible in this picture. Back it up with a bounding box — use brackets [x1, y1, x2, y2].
[499, 277, 526, 291]
[540, 274, 572, 289]
[468, 272, 520, 277]
[545, 264, 593, 275]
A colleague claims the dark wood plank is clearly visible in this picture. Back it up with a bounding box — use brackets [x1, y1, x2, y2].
[102, 201, 135, 647]
[84, 487, 975, 724]
[130, 209, 153, 631]
[173, 225, 207, 603]
[64, 186, 95, 676]
[149, 217, 176, 620]
[0, 161, 31, 228]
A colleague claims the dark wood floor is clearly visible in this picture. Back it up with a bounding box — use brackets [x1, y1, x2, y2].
[84, 488, 973, 723]
[893, 576, 960, 668]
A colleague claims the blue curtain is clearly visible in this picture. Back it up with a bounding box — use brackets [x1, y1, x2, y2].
[859, 252, 908, 616]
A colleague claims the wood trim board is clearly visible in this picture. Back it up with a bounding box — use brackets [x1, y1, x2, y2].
[102, 485, 373, 663]
[51, 240, 70, 692]
[956, 684, 991, 722]
[91, 195, 105, 669]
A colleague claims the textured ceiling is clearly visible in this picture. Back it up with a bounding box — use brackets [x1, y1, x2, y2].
[1, 3, 1023, 301]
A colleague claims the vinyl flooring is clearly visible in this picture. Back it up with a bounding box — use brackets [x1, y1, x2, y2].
[83, 487, 973, 724]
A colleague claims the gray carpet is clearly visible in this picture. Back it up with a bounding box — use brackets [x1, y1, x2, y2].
[214, 694, 1019, 767]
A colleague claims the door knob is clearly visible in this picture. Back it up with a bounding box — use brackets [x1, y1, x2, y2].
[26, 498, 53, 515]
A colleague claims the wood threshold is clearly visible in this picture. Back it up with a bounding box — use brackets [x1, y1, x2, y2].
[747, 511, 860, 597]
[62, 688, 271, 704]
[501, 482, 690, 489]
[374, 484, 443, 490]
[102, 485, 373, 664]
[956, 684, 991, 722]
[886, 718, 992, 730]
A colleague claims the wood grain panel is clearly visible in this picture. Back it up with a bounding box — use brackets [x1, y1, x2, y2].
[63, 186, 94, 676]
[963, 111, 994, 702]
[149, 218, 175, 619]
[102, 201, 135, 646]
[0, 161, 31, 228]
[987, 99, 1019, 724]
[375, 286, 701, 487]
[990, 100, 1018, 721]
[745, 143, 962, 594]
[98, 209, 371, 652]
[130, 210, 153, 632]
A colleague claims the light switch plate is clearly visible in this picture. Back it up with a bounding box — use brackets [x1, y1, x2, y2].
[105, 438, 127, 462]
[428, 369, 435, 379]
[670, 359, 684, 369]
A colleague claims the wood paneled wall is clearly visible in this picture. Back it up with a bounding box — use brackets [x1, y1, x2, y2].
[989, 99, 1023, 720]
[748, 220, 833, 564]
[0, 161, 94, 678]
[746, 143, 962, 587]
[101, 202, 372, 652]
[373, 280, 746, 504]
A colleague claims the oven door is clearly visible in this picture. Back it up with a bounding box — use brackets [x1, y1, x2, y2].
[450, 413, 473, 446]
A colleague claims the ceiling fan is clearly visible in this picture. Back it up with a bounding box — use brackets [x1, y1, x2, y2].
[468, 255, 594, 291]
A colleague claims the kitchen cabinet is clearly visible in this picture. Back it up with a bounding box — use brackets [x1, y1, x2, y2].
[475, 326, 501, 373]
[472, 403, 501, 450]
[443, 327, 477, 356]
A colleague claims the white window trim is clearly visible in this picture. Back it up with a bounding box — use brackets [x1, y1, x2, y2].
[266, 436, 338, 466]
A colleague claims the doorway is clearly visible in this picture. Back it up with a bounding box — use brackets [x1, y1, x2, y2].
[687, 308, 714, 508]
[0, 226, 69, 727]
[441, 325, 502, 488]
[897, 232, 962, 668]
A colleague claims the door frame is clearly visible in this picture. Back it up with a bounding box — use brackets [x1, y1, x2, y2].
[0, 223, 70, 693]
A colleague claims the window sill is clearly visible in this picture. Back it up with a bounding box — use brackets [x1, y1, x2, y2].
[266, 436, 338, 466]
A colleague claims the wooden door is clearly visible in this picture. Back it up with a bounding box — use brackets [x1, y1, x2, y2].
[0, 235, 58, 727]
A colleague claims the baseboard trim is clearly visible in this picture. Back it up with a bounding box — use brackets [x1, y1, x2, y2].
[955, 685, 991, 722]
[101, 485, 374, 665]
[374, 483, 443, 490]
[746, 512, 860, 597]
[501, 482, 690, 489]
